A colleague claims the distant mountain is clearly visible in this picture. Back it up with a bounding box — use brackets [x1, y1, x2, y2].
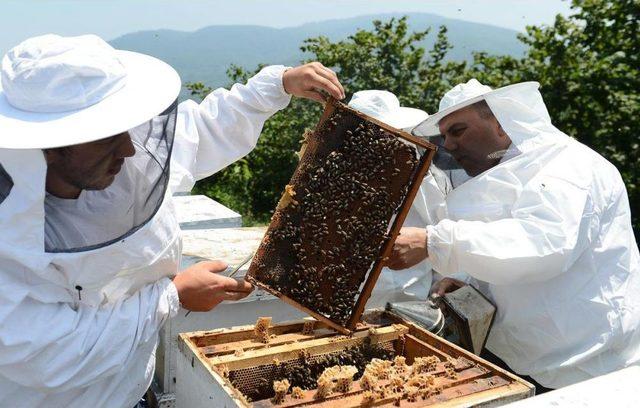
[110, 13, 526, 99]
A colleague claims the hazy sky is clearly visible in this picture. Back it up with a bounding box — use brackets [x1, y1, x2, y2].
[1, 0, 572, 55]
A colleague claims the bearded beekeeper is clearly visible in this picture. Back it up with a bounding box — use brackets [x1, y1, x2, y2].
[386, 79, 640, 391]
[0, 34, 345, 407]
[347, 90, 450, 306]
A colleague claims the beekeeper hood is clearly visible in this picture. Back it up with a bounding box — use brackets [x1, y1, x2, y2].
[0, 34, 182, 305]
[412, 79, 561, 169]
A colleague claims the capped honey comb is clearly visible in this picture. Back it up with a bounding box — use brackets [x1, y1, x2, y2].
[247, 99, 436, 332]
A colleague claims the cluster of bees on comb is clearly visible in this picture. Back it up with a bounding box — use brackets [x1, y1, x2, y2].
[251, 108, 420, 325]
[268, 353, 460, 406]
[278, 340, 393, 390]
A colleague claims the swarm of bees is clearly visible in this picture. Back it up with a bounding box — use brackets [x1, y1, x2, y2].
[254, 317, 272, 344]
[249, 107, 420, 325]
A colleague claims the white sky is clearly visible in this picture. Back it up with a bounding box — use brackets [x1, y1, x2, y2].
[1, 0, 573, 55]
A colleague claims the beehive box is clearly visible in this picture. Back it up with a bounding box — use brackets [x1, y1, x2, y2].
[246, 99, 437, 333]
[176, 311, 534, 407]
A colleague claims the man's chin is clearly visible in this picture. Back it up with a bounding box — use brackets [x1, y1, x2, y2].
[461, 160, 495, 177]
[83, 175, 117, 191]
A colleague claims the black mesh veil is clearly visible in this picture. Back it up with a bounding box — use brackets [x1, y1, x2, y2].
[413, 134, 463, 171]
[44, 100, 178, 253]
[0, 163, 12, 205]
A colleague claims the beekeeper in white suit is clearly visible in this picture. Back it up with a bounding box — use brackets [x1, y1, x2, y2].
[347, 90, 450, 306]
[387, 79, 640, 391]
[0, 34, 344, 407]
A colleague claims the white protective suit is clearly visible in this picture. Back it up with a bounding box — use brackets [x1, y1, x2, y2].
[418, 80, 640, 388]
[0, 35, 291, 407]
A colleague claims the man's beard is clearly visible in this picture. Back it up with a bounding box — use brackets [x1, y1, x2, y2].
[59, 162, 117, 192]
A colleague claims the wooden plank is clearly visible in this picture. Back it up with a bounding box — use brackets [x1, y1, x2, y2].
[426, 382, 533, 408]
[404, 334, 452, 362]
[201, 328, 337, 357]
[186, 318, 334, 348]
[209, 324, 408, 371]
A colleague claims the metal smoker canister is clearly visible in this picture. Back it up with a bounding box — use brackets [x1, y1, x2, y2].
[387, 286, 496, 355]
[385, 300, 445, 336]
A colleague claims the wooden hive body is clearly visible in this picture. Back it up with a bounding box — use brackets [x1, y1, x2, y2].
[177, 312, 534, 407]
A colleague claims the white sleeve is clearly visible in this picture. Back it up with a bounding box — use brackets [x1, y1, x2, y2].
[427, 175, 594, 285]
[0, 277, 180, 391]
[170, 65, 292, 193]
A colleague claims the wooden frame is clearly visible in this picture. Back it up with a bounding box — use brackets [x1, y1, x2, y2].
[246, 99, 437, 334]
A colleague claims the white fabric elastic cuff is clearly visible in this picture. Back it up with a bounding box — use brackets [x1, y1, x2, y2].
[426, 221, 456, 275]
[163, 279, 181, 318]
[261, 65, 293, 102]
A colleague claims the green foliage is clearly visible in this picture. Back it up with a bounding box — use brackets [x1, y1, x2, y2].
[189, 3, 639, 235]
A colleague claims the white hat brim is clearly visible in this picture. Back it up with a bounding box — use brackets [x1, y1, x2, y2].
[378, 107, 429, 130]
[412, 81, 539, 137]
[0, 50, 181, 149]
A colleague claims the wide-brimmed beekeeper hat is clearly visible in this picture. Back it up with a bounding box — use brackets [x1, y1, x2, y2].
[0, 34, 181, 149]
[348, 90, 428, 130]
[412, 79, 542, 137]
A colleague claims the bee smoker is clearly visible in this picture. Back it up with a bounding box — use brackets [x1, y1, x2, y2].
[386, 285, 496, 355]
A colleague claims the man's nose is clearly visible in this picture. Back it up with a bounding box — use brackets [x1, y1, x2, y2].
[442, 135, 457, 152]
[115, 132, 135, 158]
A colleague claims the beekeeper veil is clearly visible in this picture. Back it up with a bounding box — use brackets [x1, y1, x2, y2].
[412, 79, 559, 172]
[0, 34, 181, 256]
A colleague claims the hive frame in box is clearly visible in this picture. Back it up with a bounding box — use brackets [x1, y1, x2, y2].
[176, 311, 534, 407]
[246, 99, 437, 334]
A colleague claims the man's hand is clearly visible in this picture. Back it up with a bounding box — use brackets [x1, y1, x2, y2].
[386, 227, 429, 270]
[283, 62, 345, 103]
[172, 261, 254, 312]
[430, 277, 467, 297]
